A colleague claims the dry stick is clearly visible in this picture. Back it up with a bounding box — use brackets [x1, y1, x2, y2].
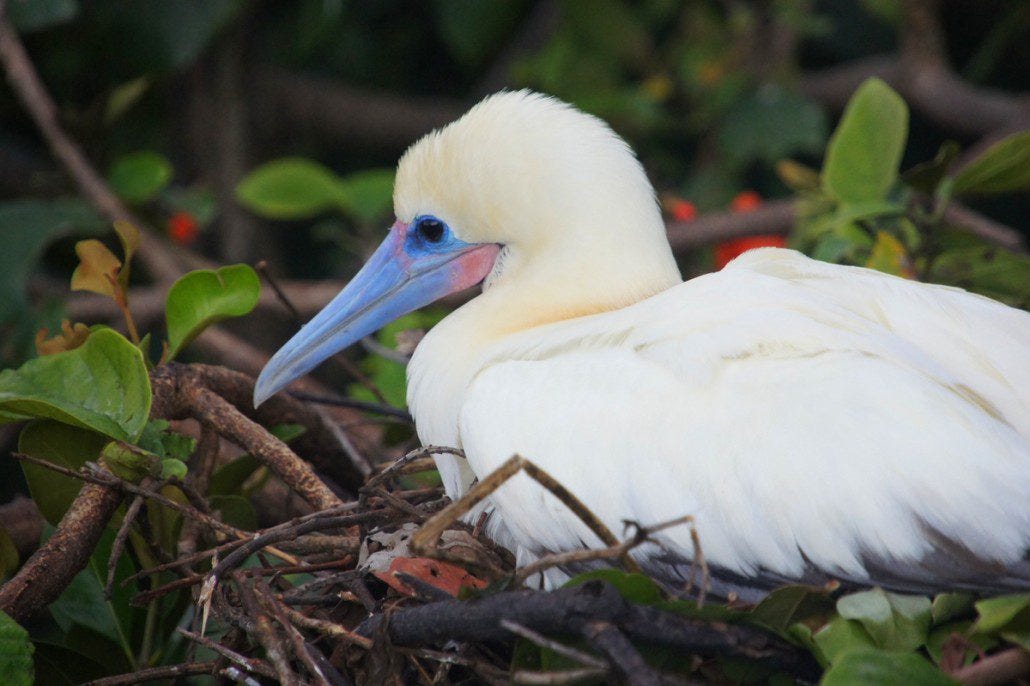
[953, 647, 1030, 686]
[582, 621, 679, 686]
[80, 661, 221, 686]
[279, 603, 374, 649]
[177, 628, 278, 680]
[234, 572, 300, 686]
[512, 668, 609, 685]
[0, 481, 123, 622]
[410, 454, 641, 575]
[512, 515, 705, 593]
[357, 579, 818, 680]
[500, 619, 607, 670]
[259, 580, 333, 686]
[208, 508, 385, 581]
[106, 491, 148, 600]
[10, 453, 299, 569]
[289, 390, 414, 422]
[182, 382, 343, 510]
[362, 446, 463, 494]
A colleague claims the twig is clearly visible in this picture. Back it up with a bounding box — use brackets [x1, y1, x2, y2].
[256, 260, 301, 325]
[234, 572, 300, 686]
[289, 390, 413, 422]
[501, 619, 607, 669]
[411, 454, 641, 576]
[177, 628, 278, 679]
[953, 647, 1030, 686]
[261, 582, 333, 686]
[80, 661, 220, 686]
[106, 491, 147, 600]
[512, 515, 704, 592]
[279, 603, 374, 649]
[582, 621, 678, 686]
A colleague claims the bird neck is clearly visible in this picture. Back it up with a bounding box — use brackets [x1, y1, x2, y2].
[407, 240, 681, 439]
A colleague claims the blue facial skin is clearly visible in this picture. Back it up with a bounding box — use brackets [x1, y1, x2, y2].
[254, 216, 484, 406]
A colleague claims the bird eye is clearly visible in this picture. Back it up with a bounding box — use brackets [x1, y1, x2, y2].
[417, 218, 446, 243]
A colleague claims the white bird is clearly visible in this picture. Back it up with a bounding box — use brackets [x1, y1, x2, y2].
[255, 90, 1030, 600]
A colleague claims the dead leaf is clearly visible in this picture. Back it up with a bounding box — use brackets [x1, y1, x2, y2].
[35, 320, 91, 356]
[113, 220, 140, 287]
[71, 239, 122, 297]
[865, 230, 915, 278]
[374, 556, 487, 597]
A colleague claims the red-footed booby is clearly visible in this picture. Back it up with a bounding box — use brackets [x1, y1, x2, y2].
[255, 90, 1030, 600]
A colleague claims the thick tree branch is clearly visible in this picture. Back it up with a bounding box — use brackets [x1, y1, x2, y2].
[0, 482, 122, 622]
[358, 579, 819, 680]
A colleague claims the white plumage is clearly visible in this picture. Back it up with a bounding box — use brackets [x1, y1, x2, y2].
[257, 91, 1030, 598]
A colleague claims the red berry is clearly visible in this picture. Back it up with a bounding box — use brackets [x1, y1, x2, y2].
[168, 211, 199, 246]
[714, 234, 787, 269]
[670, 199, 697, 223]
[730, 190, 763, 213]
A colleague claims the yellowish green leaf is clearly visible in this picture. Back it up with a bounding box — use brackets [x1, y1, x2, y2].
[70, 239, 121, 298]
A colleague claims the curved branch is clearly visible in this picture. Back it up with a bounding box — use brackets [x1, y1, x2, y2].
[0, 482, 122, 622]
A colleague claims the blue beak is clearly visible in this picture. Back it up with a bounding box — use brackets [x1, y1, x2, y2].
[254, 222, 499, 406]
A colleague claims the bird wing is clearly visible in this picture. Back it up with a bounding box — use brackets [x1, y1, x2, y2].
[458, 249, 1030, 596]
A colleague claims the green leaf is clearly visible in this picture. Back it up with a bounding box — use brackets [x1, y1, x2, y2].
[836, 588, 932, 652]
[30, 640, 108, 686]
[160, 458, 188, 480]
[0, 199, 104, 324]
[864, 230, 913, 277]
[7, 0, 78, 32]
[209, 454, 262, 496]
[335, 169, 396, 225]
[235, 158, 348, 219]
[107, 151, 173, 204]
[822, 78, 908, 203]
[100, 441, 160, 482]
[136, 419, 196, 461]
[0, 328, 151, 442]
[165, 264, 261, 359]
[972, 593, 1030, 648]
[902, 140, 960, 194]
[432, 0, 525, 68]
[18, 421, 108, 525]
[749, 585, 835, 635]
[210, 494, 258, 530]
[931, 593, 975, 626]
[719, 85, 827, 166]
[813, 616, 876, 664]
[47, 529, 137, 663]
[927, 246, 1030, 309]
[821, 648, 959, 685]
[952, 131, 1030, 196]
[563, 569, 664, 604]
[0, 610, 33, 686]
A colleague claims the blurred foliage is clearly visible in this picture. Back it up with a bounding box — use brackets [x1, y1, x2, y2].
[0, 1, 1029, 683]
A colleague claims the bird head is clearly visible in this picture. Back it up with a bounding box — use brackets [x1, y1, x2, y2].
[254, 90, 676, 406]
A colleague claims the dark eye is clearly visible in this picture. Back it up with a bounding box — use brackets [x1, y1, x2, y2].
[417, 218, 446, 243]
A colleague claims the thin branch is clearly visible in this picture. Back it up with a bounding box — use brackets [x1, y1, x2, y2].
[0, 9, 182, 282]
